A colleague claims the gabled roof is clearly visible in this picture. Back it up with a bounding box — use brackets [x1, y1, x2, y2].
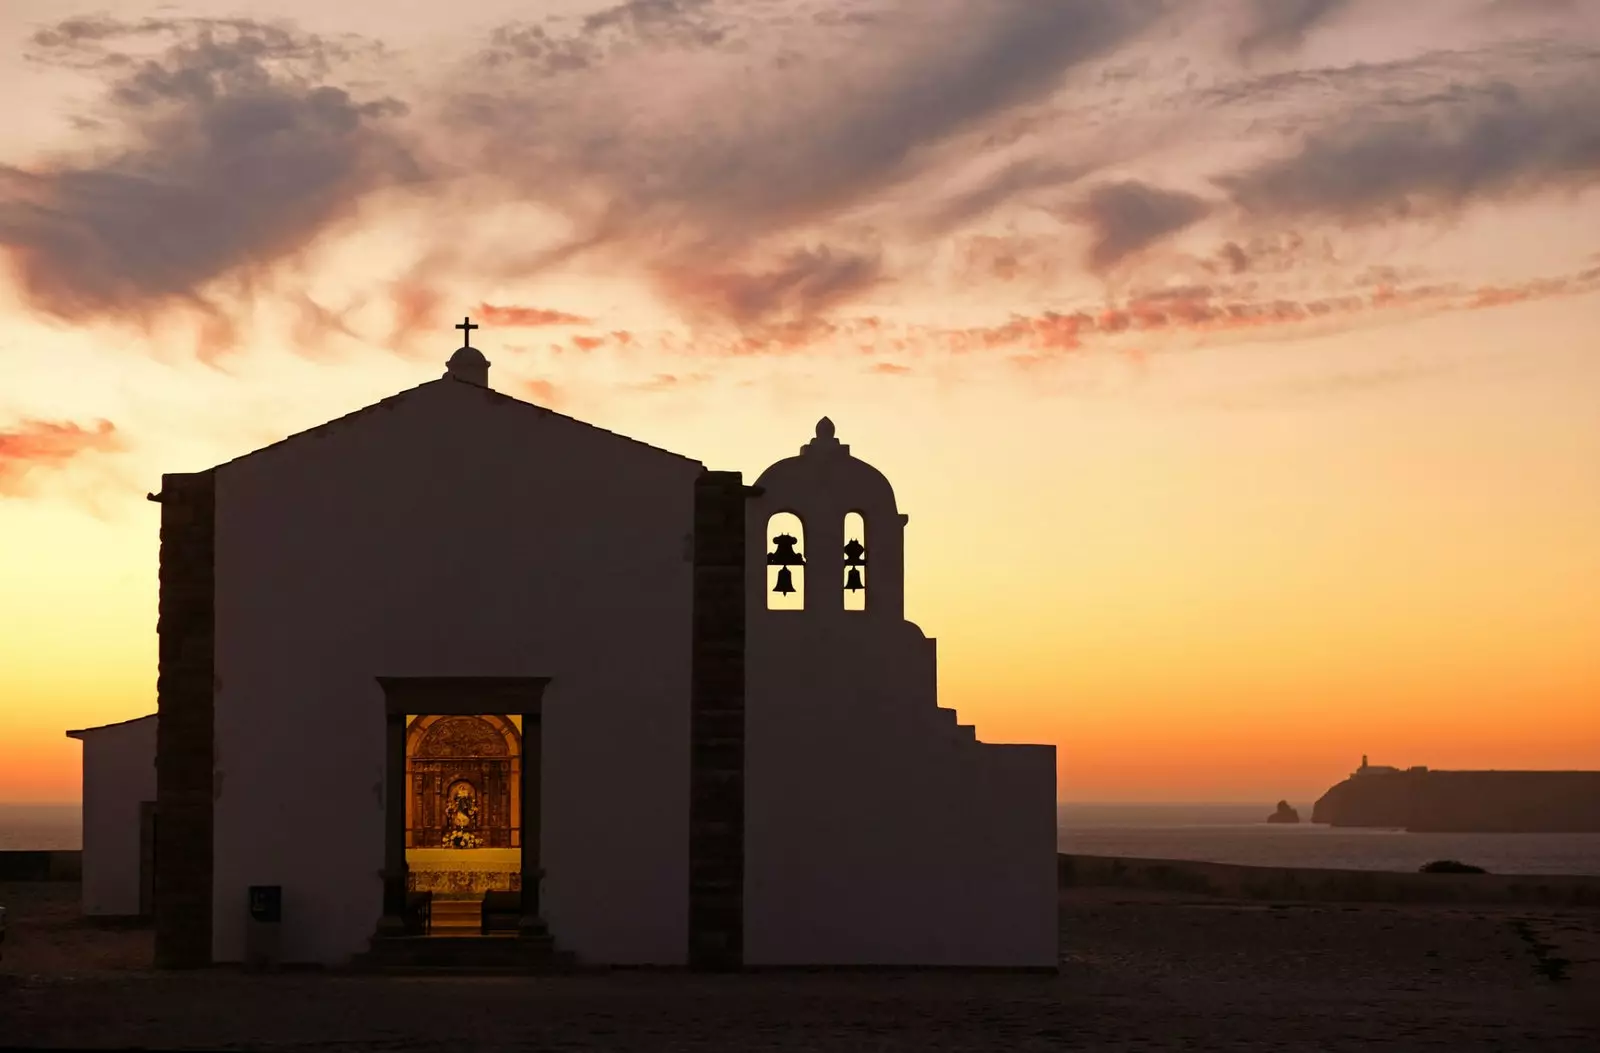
[66, 714, 157, 739]
[192, 375, 704, 477]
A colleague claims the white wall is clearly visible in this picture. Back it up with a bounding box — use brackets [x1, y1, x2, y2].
[211, 377, 703, 966]
[743, 422, 1058, 967]
[74, 716, 157, 916]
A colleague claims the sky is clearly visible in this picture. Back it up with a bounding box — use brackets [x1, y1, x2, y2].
[2, 0, 1598, 805]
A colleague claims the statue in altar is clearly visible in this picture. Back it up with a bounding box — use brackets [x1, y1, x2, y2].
[441, 781, 483, 849]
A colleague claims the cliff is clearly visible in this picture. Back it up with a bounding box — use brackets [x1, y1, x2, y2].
[1311, 768, 1418, 828]
[1313, 765, 1600, 833]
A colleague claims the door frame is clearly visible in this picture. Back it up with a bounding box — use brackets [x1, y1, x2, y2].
[373, 676, 550, 938]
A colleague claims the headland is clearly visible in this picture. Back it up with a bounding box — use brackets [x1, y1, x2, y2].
[1312, 758, 1600, 833]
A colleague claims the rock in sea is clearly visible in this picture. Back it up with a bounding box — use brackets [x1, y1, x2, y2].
[1267, 800, 1301, 824]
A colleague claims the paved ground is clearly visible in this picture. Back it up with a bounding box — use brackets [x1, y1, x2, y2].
[3, 883, 1597, 1051]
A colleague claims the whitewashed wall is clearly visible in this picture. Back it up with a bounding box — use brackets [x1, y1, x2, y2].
[743, 422, 1058, 967]
[211, 376, 703, 966]
[70, 716, 157, 916]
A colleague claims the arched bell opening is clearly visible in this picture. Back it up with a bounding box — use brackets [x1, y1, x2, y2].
[765, 511, 806, 611]
[842, 511, 867, 611]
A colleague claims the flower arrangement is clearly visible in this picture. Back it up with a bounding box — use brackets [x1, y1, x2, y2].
[441, 783, 482, 850]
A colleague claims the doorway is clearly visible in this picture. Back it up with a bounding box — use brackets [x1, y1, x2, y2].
[373, 677, 550, 941]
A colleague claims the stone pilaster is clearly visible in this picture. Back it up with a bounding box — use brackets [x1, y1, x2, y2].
[687, 470, 748, 970]
[518, 715, 543, 935]
[154, 471, 216, 968]
[377, 712, 407, 936]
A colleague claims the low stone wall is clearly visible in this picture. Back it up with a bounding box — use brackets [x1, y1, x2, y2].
[12, 849, 1593, 902]
[0, 851, 82, 882]
[1058, 853, 1600, 906]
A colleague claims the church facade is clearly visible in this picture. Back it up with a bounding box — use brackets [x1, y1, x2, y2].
[127, 326, 1056, 969]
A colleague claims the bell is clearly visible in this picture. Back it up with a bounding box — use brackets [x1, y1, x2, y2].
[768, 533, 805, 567]
[842, 538, 867, 566]
[773, 567, 796, 595]
[844, 568, 865, 592]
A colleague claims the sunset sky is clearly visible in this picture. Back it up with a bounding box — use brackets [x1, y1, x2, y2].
[2, 0, 1598, 805]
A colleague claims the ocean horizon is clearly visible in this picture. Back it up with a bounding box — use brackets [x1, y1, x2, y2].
[5, 802, 1598, 875]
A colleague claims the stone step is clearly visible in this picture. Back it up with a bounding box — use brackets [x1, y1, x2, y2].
[425, 896, 473, 921]
[353, 934, 579, 974]
[356, 959, 595, 977]
[430, 902, 482, 917]
[424, 900, 481, 932]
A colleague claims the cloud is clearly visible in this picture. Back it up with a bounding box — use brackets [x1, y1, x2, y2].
[1479, 0, 1591, 25]
[654, 245, 883, 326]
[1074, 181, 1212, 271]
[6, 3, 1599, 355]
[914, 267, 1600, 356]
[480, 0, 731, 76]
[404, 264, 1600, 398]
[452, 5, 1592, 323]
[1217, 241, 1251, 273]
[0, 17, 424, 343]
[917, 158, 1094, 232]
[2, 3, 1182, 341]
[1197, 358, 1476, 412]
[521, 378, 562, 405]
[0, 418, 124, 496]
[624, 371, 710, 393]
[1237, 0, 1358, 57]
[950, 232, 1077, 285]
[579, 0, 729, 48]
[475, 303, 594, 327]
[450, 0, 1170, 322]
[1218, 71, 1600, 224]
[1275, 360, 1466, 396]
[641, 264, 1595, 361]
[287, 292, 361, 354]
[387, 274, 444, 348]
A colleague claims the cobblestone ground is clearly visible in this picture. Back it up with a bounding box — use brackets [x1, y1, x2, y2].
[3, 885, 1597, 1051]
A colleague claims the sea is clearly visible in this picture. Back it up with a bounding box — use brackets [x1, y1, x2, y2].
[4, 802, 1599, 875]
[1059, 803, 1600, 876]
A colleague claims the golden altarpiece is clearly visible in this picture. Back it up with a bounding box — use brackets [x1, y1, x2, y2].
[403, 714, 523, 894]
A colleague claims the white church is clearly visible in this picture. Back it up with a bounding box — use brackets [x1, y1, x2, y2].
[67, 320, 1058, 971]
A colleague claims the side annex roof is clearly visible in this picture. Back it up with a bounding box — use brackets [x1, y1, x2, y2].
[66, 714, 158, 739]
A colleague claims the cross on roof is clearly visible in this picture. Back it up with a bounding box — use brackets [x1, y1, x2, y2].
[455, 315, 479, 347]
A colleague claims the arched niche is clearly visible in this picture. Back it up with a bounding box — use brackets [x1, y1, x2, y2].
[765, 511, 807, 611]
[404, 714, 522, 849]
[842, 511, 867, 611]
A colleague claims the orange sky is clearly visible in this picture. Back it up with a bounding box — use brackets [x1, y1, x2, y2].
[2, 0, 1598, 804]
